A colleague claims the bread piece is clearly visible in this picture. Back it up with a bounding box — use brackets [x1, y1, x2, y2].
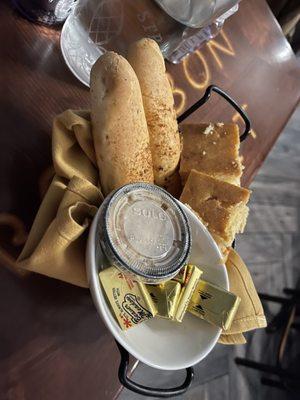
[183, 203, 230, 260]
[180, 170, 250, 247]
[90, 51, 154, 195]
[179, 123, 243, 186]
[127, 38, 181, 187]
[162, 170, 182, 198]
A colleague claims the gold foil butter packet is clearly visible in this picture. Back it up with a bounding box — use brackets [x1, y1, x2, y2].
[175, 265, 203, 322]
[99, 266, 157, 330]
[188, 280, 241, 331]
[147, 281, 181, 320]
[172, 266, 187, 284]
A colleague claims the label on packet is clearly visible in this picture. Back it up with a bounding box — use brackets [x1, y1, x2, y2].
[99, 266, 157, 330]
[188, 280, 241, 330]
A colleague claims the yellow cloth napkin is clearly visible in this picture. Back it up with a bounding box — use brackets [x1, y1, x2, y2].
[219, 332, 247, 345]
[17, 110, 103, 287]
[218, 248, 267, 344]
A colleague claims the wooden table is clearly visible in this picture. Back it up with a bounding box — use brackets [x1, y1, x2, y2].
[0, 0, 299, 399]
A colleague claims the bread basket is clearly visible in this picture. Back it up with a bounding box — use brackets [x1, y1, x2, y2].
[86, 85, 251, 398]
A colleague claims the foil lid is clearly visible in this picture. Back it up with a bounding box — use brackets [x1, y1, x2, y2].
[154, 0, 240, 28]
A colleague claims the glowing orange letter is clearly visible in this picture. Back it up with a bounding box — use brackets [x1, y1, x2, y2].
[167, 73, 186, 116]
[207, 30, 235, 69]
[182, 50, 210, 90]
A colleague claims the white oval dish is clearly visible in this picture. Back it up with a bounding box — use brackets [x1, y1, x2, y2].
[86, 201, 229, 370]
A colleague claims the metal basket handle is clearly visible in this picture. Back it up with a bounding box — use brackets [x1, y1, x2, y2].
[177, 84, 251, 142]
[116, 341, 194, 398]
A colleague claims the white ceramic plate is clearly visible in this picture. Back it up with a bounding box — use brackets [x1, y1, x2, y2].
[86, 201, 229, 370]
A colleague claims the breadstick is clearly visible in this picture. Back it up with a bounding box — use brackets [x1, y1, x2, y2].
[128, 38, 181, 187]
[90, 52, 154, 195]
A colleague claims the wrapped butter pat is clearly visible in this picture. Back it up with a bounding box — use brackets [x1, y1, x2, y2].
[99, 266, 157, 330]
[175, 265, 202, 322]
[188, 280, 241, 331]
[147, 281, 181, 320]
[172, 266, 187, 284]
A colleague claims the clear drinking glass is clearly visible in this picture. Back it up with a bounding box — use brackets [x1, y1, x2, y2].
[13, 0, 77, 25]
[60, 0, 239, 85]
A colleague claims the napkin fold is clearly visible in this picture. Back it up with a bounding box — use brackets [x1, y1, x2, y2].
[17, 110, 103, 287]
[219, 332, 247, 345]
[17, 110, 266, 339]
[218, 248, 267, 343]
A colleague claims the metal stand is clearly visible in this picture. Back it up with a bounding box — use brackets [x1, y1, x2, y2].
[116, 341, 194, 398]
[177, 85, 251, 142]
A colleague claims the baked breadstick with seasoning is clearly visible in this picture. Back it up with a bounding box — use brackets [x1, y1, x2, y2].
[90, 52, 154, 195]
[127, 38, 181, 187]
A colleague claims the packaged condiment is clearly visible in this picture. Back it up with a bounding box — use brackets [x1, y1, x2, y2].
[188, 280, 241, 330]
[99, 266, 157, 330]
[173, 266, 187, 284]
[98, 183, 191, 283]
[175, 264, 202, 322]
[147, 280, 181, 319]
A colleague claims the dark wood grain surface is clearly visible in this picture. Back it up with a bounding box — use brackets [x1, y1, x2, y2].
[0, 0, 299, 399]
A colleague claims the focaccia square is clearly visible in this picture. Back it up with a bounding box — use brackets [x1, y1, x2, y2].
[179, 123, 243, 186]
[180, 170, 250, 247]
